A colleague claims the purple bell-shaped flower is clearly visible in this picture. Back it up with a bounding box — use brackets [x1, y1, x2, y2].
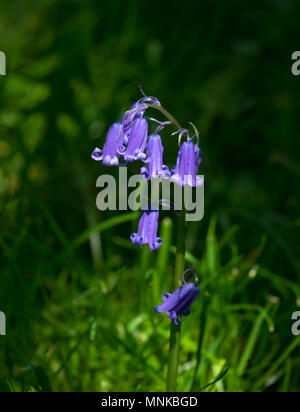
[121, 102, 146, 145]
[171, 140, 203, 187]
[155, 282, 199, 325]
[130, 210, 163, 251]
[91, 122, 124, 166]
[140, 133, 170, 179]
[118, 117, 148, 162]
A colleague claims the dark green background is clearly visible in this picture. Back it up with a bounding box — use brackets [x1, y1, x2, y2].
[0, 0, 299, 392]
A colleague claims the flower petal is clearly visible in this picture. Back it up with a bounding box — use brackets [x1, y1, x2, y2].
[91, 147, 103, 161]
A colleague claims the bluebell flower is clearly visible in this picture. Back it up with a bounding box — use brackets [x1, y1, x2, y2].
[130, 210, 163, 251]
[118, 117, 148, 162]
[155, 282, 199, 325]
[91, 122, 123, 166]
[141, 133, 170, 179]
[121, 102, 146, 145]
[171, 140, 203, 187]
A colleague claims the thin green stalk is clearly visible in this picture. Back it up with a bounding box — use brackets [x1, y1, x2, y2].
[148, 104, 182, 131]
[139, 246, 151, 312]
[166, 320, 181, 392]
[166, 209, 186, 392]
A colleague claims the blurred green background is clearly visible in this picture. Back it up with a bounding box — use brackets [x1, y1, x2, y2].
[0, 0, 300, 392]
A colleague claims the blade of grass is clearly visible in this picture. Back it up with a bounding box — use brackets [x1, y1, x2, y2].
[199, 365, 229, 392]
[236, 305, 272, 377]
[255, 336, 300, 389]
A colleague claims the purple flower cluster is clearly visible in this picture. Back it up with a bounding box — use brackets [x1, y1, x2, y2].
[91, 100, 150, 166]
[91, 94, 202, 252]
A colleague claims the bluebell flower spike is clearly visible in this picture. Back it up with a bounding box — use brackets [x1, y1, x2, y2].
[92, 90, 204, 255]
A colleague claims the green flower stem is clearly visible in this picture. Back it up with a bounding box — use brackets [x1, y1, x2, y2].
[149, 103, 185, 392]
[166, 208, 186, 392]
[166, 318, 181, 392]
[148, 104, 182, 131]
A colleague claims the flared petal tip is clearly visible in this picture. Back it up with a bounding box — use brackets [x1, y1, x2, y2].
[130, 233, 144, 246]
[137, 152, 147, 161]
[140, 167, 149, 179]
[124, 154, 134, 162]
[171, 173, 202, 187]
[141, 167, 171, 181]
[196, 175, 204, 187]
[167, 311, 181, 325]
[170, 174, 184, 187]
[91, 148, 103, 161]
[125, 151, 147, 162]
[102, 155, 119, 166]
[150, 237, 163, 251]
[162, 165, 171, 177]
[117, 144, 127, 155]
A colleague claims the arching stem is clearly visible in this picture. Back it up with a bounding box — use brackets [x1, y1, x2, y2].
[148, 104, 182, 131]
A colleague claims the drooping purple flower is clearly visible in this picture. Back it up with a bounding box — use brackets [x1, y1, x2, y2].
[171, 141, 203, 187]
[120, 95, 160, 150]
[121, 102, 146, 145]
[130, 210, 162, 251]
[155, 282, 199, 325]
[141, 134, 170, 179]
[118, 117, 148, 162]
[91, 122, 123, 166]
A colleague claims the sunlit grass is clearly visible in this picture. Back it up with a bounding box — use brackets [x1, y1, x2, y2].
[1, 212, 299, 392]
